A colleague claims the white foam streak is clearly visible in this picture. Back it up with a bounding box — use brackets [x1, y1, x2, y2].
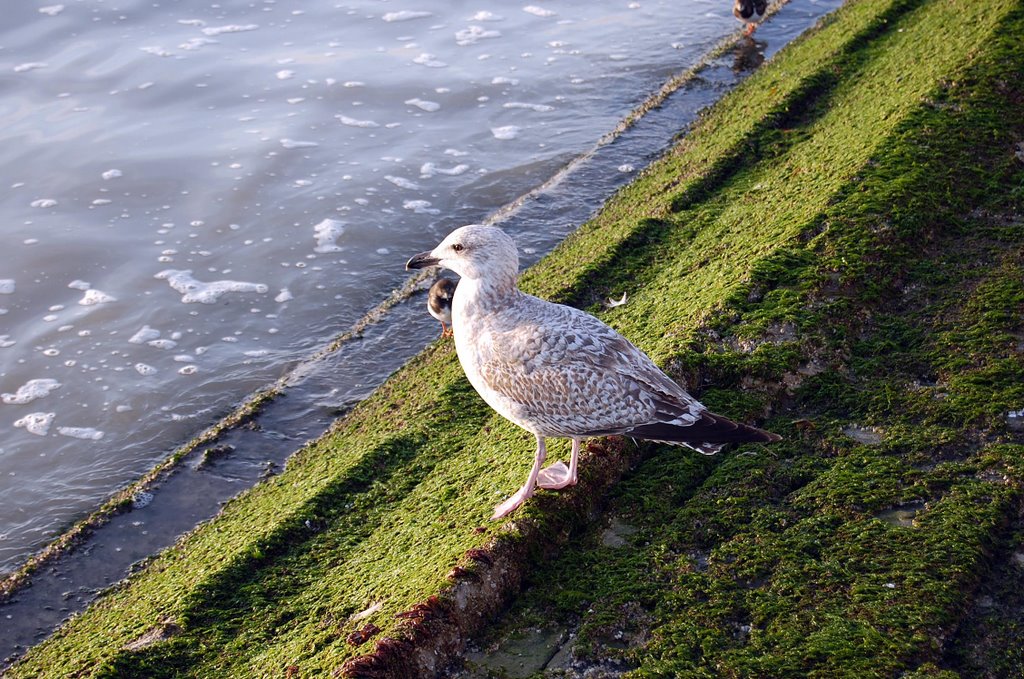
[201, 24, 259, 36]
[382, 10, 432, 22]
[455, 25, 501, 45]
[337, 115, 380, 128]
[180, 37, 217, 51]
[14, 412, 55, 436]
[404, 98, 440, 112]
[420, 162, 470, 177]
[503, 101, 554, 112]
[280, 138, 319, 149]
[385, 175, 420, 190]
[79, 289, 116, 305]
[313, 218, 346, 253]
[141, 46, 173, 57]
[523, 5, 557, 17]
[134, 363, 157, 376]
[2, 379, 61, 405]
[155, 270, 268, 304]
[57, 427, 105, 441]
[413, 53, 447, 68]
[0, 280, 14, 295]
[129, 325, 161, 344]
[491, 125, 521, 140]
[403, 200, 439, 214]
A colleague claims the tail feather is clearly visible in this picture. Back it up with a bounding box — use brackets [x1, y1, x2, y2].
[623, 412, 781, 446]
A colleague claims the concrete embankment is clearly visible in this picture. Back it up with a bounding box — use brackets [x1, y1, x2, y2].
[7, 0, 1023, 676]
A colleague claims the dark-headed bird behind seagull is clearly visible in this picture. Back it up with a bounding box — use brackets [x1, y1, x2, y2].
[427, 277, 457, 338]
[407, 225, 780, 519]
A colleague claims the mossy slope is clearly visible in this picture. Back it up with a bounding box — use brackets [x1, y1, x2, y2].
[8, 0, 1024, 676]
[489, 1, 1024, 676]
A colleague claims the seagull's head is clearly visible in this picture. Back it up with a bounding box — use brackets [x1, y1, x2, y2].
[406, 225, 519, 283]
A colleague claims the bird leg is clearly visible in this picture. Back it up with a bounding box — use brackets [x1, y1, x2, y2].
[537, 437, 580, 490]
[441, 322, 453, 338]
[492, 435, 547, 519]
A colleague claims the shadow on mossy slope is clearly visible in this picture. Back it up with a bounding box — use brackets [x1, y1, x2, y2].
[477, 3, 1024, 677]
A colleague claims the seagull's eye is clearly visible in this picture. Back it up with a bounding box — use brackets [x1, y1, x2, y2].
[452, 243, 464, 253]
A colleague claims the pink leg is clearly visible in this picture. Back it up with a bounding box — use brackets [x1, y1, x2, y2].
[537, 438, 581, 490]
[492, 435, 546, 520]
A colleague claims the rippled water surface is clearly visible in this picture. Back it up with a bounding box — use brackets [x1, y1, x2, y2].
[0, 0, 759, 573]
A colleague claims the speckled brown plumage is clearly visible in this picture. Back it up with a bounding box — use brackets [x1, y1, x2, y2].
[407, 225, 780, 519]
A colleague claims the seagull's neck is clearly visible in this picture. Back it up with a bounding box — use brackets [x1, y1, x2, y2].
[453, 273, 520, 319]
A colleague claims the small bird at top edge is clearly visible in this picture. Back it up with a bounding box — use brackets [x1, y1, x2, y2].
[734, 0, 768, 35]
[427, 277, 457, 338]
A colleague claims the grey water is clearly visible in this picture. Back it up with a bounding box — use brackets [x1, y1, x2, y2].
[0, 0, 841, 665]
[1, 0, 749, 577]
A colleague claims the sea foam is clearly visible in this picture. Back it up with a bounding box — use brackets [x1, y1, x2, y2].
[337, 115, 380, 128]
[385, 175, 420, 190]
[57, 427, 105, 441]
[491, 125, 521, 140]
[523, 6, 557, 17]
[413, 53, 447, 68]
[129, 325, 161, 344]
[313, 218, 346, 253]
[14, 412, 55, 436]
[2, 378, 61, 405]
[420, 162, 470, 177]
[155, 270, 268, 303]
[503, 101, 554, 112]
[403, 200, 439, 214]
[455, 25, 501, 45]
[79, 289, 116, 305]
[382, 10, 432, 22]
[404, 98, 440, 112]
[280, 139, 319, 149]
[201, 24, 259, 36]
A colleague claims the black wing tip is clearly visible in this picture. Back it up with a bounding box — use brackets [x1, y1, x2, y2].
[623, 413, 782, 445]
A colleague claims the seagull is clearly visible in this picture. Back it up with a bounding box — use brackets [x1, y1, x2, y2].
[407, 225, 780, 520]
[427, 277, 457, 338]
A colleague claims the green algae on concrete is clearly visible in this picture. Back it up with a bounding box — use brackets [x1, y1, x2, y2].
[475, 1, 1024, 676]
[8, 0, 1024, 676]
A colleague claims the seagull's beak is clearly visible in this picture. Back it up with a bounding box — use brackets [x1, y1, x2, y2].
[406, 251, 440, 270]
